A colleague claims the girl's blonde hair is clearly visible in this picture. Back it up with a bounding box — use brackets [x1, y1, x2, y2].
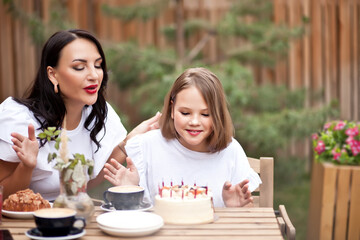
[159, 67, 234, 152]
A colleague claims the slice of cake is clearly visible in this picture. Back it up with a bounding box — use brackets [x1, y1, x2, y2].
[154, 184, 214, 224]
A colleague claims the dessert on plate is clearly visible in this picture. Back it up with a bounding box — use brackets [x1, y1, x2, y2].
[154, 184, 214, 224]
[3, 189, 51, 212]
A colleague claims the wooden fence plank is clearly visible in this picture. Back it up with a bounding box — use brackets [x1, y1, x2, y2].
[310, 0, 324, 101]
[339, 0, 352, 119]
[352, 0, 359, 121]
[0, 2, 15, 99]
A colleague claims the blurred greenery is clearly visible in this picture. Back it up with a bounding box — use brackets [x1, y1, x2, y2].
[3, 0, 340, 239]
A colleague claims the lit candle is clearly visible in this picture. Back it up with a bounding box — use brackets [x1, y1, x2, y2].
[59, 116, 69, 163]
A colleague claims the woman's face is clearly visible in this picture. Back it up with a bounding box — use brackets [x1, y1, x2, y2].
[171, 86, 214, 152]
[50, 38, 103, 110]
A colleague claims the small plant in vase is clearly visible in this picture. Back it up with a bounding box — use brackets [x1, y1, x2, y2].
[38, 125, 95, 222]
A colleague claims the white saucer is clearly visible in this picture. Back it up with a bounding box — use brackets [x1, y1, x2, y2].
[25, 228, 86, 240]
[96, 211, 163, 237]
[100, 201, 152, 212]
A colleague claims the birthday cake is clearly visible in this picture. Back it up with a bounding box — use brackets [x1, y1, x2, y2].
[154, 184, 214, 224]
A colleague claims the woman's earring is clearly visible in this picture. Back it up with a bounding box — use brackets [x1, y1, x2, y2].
[54, 84, 58, 93]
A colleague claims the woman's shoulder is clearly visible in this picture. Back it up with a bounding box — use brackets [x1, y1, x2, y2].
[1, 97, 27, 111]
[0, 97, 35, 120]
[0, 97, 40, 142]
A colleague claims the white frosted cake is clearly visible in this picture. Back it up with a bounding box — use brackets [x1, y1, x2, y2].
[154, 185, 214, 224]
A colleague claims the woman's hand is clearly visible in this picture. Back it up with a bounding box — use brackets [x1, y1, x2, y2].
[222, 179, 253, 207]
[126, 112, 161, 140]
[104, 157, 140, 186]
[10, 124, 39, 169]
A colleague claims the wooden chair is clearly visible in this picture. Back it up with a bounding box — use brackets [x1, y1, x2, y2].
[277, 204, 296, 240]
[248, 157, 274, 207]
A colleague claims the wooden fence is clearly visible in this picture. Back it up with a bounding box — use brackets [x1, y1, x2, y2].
[0, 0, 359, 122]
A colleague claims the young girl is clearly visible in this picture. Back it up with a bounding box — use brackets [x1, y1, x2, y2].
[105, 67, 261, 207]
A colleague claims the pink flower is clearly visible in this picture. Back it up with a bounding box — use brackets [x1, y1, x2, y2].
[311, 133, 318, 140]
[332, 148, 341, 161]
[324, 122, 332, 130]
[315, 140, 325, 155]
[334, 121, 346, 130]
[349, 140, 360, 156]
[346, 136, 354, 144]
[345, 127, 359, 137]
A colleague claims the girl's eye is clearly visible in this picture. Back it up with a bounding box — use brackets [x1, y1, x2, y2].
[202, 113, 210, 117]
[95, 65, 102, 69]
[181, 112, 189, 116]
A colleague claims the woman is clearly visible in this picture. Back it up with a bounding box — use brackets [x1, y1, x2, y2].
[0, 29, 160, 200]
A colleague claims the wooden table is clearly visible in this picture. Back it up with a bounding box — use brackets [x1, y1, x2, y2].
[1, 207, 284, 240]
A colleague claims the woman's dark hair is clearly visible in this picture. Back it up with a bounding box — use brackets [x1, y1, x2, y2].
[14, 29, 108, 151]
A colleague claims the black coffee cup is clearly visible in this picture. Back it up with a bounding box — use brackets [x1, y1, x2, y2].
[33, 208, 86, 237]
[103, 185, 144, 210]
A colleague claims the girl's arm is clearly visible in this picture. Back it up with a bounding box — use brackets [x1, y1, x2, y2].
[222, 179, 253, 207]
[0, 124, 38, 199]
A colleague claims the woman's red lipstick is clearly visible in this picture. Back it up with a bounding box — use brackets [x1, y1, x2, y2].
[84, 84, 98, 94]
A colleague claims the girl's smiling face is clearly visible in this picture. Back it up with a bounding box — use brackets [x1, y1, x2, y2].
[171, 86, 214, 152]
[48, 38, 103, 110]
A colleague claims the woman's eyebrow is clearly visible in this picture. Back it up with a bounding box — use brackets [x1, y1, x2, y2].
[72, 59, 86, 63]
[72, 57, 102, 63]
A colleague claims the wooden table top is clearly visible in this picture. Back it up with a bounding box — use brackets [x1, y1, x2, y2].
[1, 207, 284, 240]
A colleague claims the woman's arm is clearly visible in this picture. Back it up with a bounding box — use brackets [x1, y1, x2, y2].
[0, 160, 35, 199]
[87, 112, 161, 189]
[0, 124, 39, 198]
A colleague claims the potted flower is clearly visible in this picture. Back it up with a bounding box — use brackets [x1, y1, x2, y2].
[307, 120, 360, 240]
[312, 120, 360, 165]
[38, 126, 95, 222]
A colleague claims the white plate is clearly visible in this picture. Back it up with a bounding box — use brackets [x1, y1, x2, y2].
[25, 228, 86, 240]
[100, 202, 153, 212]
[2, 203, 53, 219]
[98, 223, 162, 237]
[96, 211, 163, 237]
[2, 209, 35, 219]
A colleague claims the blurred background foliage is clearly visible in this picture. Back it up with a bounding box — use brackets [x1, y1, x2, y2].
[3, 0, 339, 238]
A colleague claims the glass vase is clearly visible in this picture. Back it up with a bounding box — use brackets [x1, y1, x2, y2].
[53, 167, 95, 223]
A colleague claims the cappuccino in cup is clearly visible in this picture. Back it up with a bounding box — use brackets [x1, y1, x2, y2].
[33, 208, 86, 237]
[103, 185, 144, 210]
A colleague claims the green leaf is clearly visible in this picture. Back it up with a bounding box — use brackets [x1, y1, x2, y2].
[38, 132, 47, 139]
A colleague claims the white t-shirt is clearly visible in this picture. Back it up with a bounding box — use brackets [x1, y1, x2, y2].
[0, 97, 127, 200]
[125, 129, 262, 207]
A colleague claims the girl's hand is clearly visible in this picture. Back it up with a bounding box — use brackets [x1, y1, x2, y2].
[126, 112, 161, 140]
[222, 179, 253, 207]
[104, 157, 140, 186]
[11, 124, 39, 169]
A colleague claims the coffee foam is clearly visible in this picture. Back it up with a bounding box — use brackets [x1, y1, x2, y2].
[34, 208, 76, 218]
[108, 185, 144, 193]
